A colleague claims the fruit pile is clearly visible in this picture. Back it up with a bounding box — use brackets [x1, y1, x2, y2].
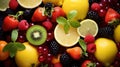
[0, 0, 120, 67]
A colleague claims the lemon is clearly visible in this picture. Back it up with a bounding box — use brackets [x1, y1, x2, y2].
[94, 38, 118, 66]
[0, 0, 10, 11]
[114, 24, 120, 42]
[54, 24, 80, 47]
[15, 42, 39, 67]
[42, 0, 64, 6]
[17, 0, 42, 8]
[62, 0, 89, 20]
[77, 19, 98, 38]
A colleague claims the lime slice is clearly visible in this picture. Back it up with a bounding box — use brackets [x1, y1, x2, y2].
[17, 0, 42, 8]
[77, 19, 98, 38]
[54, 24, 80, 47]
[0, 0, 10, 11]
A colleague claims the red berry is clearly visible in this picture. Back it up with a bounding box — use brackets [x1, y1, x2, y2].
[84, 34, 95, 44]
[38, 55, 46, 62]
[54, 62, 62, 67]
[98, 9, 107, 17]
[18, 20, 29, 31]
[87, 43, 96, 54]
[9, 0, 18, 10]
[42, 20, 53, 31]
[91, 3, 101, 11]
[17, 35, 26, 43]
[47, 31, 54, 41]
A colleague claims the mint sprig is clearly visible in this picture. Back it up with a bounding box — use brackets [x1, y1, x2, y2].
[56, 10, 80, 34]
[3, 29, 25, 58]
[79, 39, 88, 57]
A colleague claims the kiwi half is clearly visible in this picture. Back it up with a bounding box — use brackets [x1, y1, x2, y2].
[26, 25, 47, 45]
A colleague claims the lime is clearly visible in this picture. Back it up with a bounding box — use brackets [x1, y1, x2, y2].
[94, 38, 118, 66]
[17, 0, 42, 8]
[42, 0, 64, 6]
[62, 0, 89, 20]
[54, 24, 80, 47]
[114, 24, 120, 42]
[77, 19, 98, 38]
[0, 0, 10, 11]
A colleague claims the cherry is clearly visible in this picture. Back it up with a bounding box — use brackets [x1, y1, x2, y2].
[47, 31, 54, 41]
[17, 35, 26, 43]
[98, 9, 107, 17]
[29, 22, 34, 27]
[38, 55, 46, 62]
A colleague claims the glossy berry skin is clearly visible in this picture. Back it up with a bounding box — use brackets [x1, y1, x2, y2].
[18, 20, 29, 31]
[87, 43, 96, 54]
[47, 31, 54, 41]
[51, 7, 66, 23]
[91, 3, 101, 11]
[31, 7, 47, 22]
[42, 19, 53, 31]
[9, 0, 18, 10]
[81, 60, 95, 67]
[84, 34, 95, 44]
[2, 16, 19, 31]
[54, 62, 62, 67]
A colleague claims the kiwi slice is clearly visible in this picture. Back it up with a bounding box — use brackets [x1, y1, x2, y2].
[26, 25, 47, 45]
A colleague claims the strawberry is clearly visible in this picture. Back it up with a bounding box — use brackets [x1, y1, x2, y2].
[81, 60, 96, 67]
[105, 8, 120, 23]
[2, 11, 23, 31]
[9, 0, 18, 10]
[66, 47, 82, 60]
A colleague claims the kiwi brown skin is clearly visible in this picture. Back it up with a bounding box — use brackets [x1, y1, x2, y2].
[26, 25, 47, 45]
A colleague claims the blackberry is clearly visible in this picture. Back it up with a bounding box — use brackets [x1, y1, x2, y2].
[60, 53, 72, 67]
[86, 10, 101, 24]
[97, 26, 114, 39]
[71, 62, 79, 67]
[49, 40, 60, 55]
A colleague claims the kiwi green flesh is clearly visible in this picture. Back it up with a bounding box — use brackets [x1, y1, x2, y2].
[26, 25, 47, 45]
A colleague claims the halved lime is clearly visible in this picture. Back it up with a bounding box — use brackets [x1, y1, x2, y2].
[54, 24, 80, 47]
[0, 0, 10, 11]
[77, 19, 98, 38]
[17, 0, 42, 9]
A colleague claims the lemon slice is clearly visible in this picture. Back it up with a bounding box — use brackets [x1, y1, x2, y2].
[17, 0, 42, 8]
[54, 24, 80, 47]
[0, 0, 10, 11]
[77, 19, 98, 38]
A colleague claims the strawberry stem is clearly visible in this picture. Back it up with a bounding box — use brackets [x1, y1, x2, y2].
[14, 11, 23, 19]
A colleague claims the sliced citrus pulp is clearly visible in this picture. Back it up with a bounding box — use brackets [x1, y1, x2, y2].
[77, 19, 98, 38]
[17, 0, 42, 8]
[54, 24, 80, 47]
[0, 0, 10, 11]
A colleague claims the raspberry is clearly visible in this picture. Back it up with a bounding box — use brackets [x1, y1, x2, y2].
[18, 20, 29, 31]
[91, 3, 101, 11]
[84, 34, 95, 44]
[42, 19, 53, 31]
[9, 0, 18, 10]
[87, 43, 96, 54]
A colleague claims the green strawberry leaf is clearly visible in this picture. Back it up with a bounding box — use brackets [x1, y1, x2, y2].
[56, 17, 67, 25]
[64, 23, 70, 34]
[67, 10, 77, 20]
[69, 20, 80, 28]
[79, 39, 87, 52]
[11, 29, 18, 42]
[14, 42, 25, 51]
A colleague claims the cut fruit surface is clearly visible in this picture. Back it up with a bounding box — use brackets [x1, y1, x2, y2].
[77, 19, 98, 38]
[0, 0, 10, 11]
[17, 0, 42, 8]
[26, 25, 47, 45]
[54, 24, 80, 47]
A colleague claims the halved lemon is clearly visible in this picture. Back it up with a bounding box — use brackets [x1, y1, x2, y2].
[77, 19, 98, 38]
[54, 24, 80, 47]
[17, 0, 42, 9]
[0, 0, 10, 11]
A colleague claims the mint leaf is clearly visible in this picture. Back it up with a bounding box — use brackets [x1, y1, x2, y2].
[11, 29, 18, 42]
[67, 10, 77, 20]
[56, 17, 67, 25]
[79, 39, 87, 52]
[64, 23, 70, 34]
[9, 45, 17, 58]
[14, 42, 25, 51]
[3, 42, 13, 52]
[69, 20, 80, 28]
